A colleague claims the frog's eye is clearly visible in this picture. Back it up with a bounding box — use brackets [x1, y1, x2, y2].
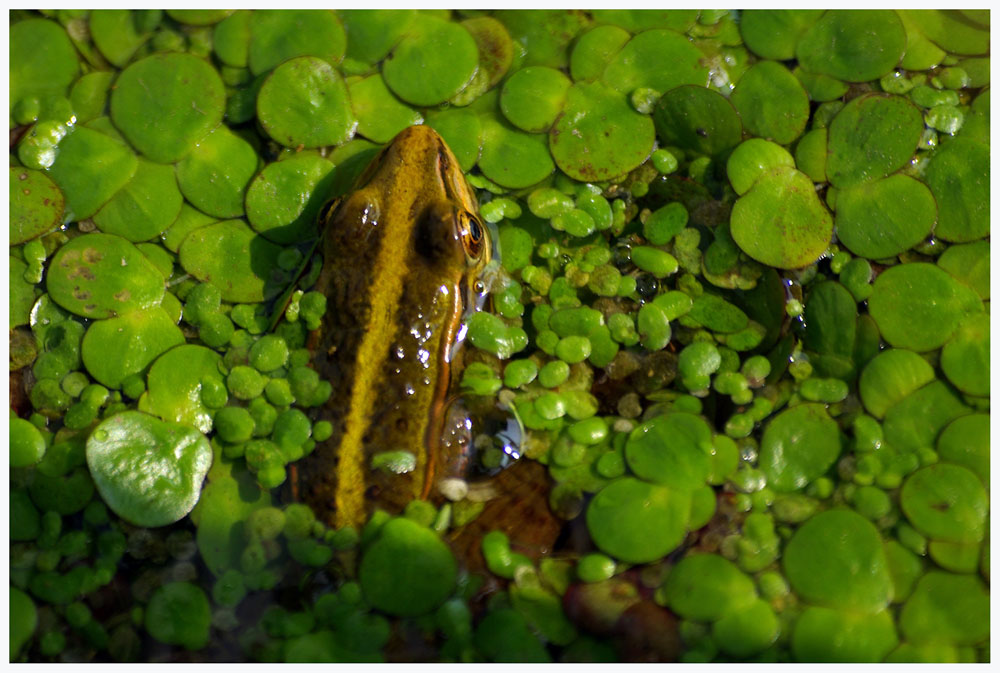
[459, 212, 486, 258]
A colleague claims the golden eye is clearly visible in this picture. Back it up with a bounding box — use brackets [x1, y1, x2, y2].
[459, 212, 486, 257]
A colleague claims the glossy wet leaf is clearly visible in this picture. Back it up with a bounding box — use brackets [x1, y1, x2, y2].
[479, 118, 554, 189]
[792, 607, 898, 663]
[797, 10, 906, 82]
[687, 293, 749, 334]
[900, 463, 986, 543]
[248, 9, 345, 75]
[89, 9, 151, 67]
[93, 159, 183, 242]
[501, 66, 571, 133]
[921, 136, 989, 242]
[938, 241, 989, 301]
[144, 582, 211, 650]
[759, 403, 841, 492]
[899, 571, 989, 647]
[783, 509, 893, 613]
[739, 10, 823, 60]
[834, 174, 936, 259]
[162, 204, 217, 253]
[47, 126, 138, 221]
[86, 411, 212, 527]
[652, 85, 742, 158]
[940, 313, 989, 396]
[176, 126, 259, 219]
[625, 412, 712, 491]
[586, 477, 690, 564]
[858, 348, 935, 419]
[140, 345, 223, 434]
[179, 220, 284, 303]
[81, 307, 183, 389]
[10, 258, 35, 328]
[590, 9, 698, 33]
[726, 138, 795, 196]
[826, 94, 923, 188]
[660, 553, 756, 622]
[936, 414, 989, 487]
[425, 108, 483, 172]
[257, 56, 356, 150]
[10, 166, 64, 245]
[110, 53, 225, 164]
[10, 19, 78, 109]
[882, 380, 970, 456]
[359, 517, 457, 617]
[730, 60, 809, 145]
[550, 81, 654, 182]
[868, 263, 983, 352]
[601, 29, 708, 95]
[10, 586, 37, 659]
[900, 9, 990, 56]
[382, 15, 479, 106]
[569, 25, 631, 82]
[46, 232, 165, 319]
[69, 71, 115, 125]
[339, 9, 416, 65]
[348, 74, 423, 144]
[729, 166, 833, 269]
[245, 154, 335, 244]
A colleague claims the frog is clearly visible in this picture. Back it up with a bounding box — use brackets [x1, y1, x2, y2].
[298, 124, 495, 532]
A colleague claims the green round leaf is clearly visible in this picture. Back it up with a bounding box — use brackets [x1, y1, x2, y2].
[922, 137, 989, 242]
[783, 509, 893, 613]
[348, 73, 423, 144]
[868, 262, 983, 352]
[359, 517, 457, 617]
[245, 153, 335, 244]
[89, 9, 150, 68]
[730, 60, 809, 145]
[834, 174, 936, 259]
[653, 85, 742, 158]
[339, 9, 416, 65]
[381, 15, 479, 107]
[899, 571, 989, 645]
[178, 219, 284, 303]
[501, 66, 572, 133]
[792, 607, 898, 663]
[796, 9, 906, 82]
[140, 345, 223, 434]
[936, 414, 989, 487]
[726, 138, 795, 196]
[166, 9, 233, 26]
[937, 240, 989, 300]
[569, 25, 630, 83]
[10, 19, 78, 110]
[110, 53, 225, 164]
[550, 81, 654, 182]
[759, 403, 841, 492]
[86, 411, 213, 527]
[479, 118, 554, 189]
[940, 313, 989, 396]
[10, 166, 64, 245]
[601, 29, 708, 95]
[858, 348, 935, 419]
[826, 93, 923, 188]
[176, 126, 260, 219]
[739, 10, 824, 61]
[900, 463, 987, 543]
[93, 159, 183, 242]
[625, 412, 712, 491]
[425, 108, 483, 172]
[47, 126, 138, 221]
[144, 582, 212, 650]
[712, 599, 780, 659]
[586, 477, 690, 563]
[248, 9, 346, 75]
[257, 56, 356, 150]
[900, 9, 989, 57]
[46, 232, 165, 319]
[81, 307, 184, 389]
[882, 380, 970, 456]
[730, 166, 833, 269]
[10, 417, 47, 468]
[660, 553, 757, 622]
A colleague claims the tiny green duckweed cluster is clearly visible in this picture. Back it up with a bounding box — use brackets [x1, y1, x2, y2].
[9, 9, 990, 663]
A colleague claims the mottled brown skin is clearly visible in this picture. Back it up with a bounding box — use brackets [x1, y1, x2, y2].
[299, 125, 490, 531]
